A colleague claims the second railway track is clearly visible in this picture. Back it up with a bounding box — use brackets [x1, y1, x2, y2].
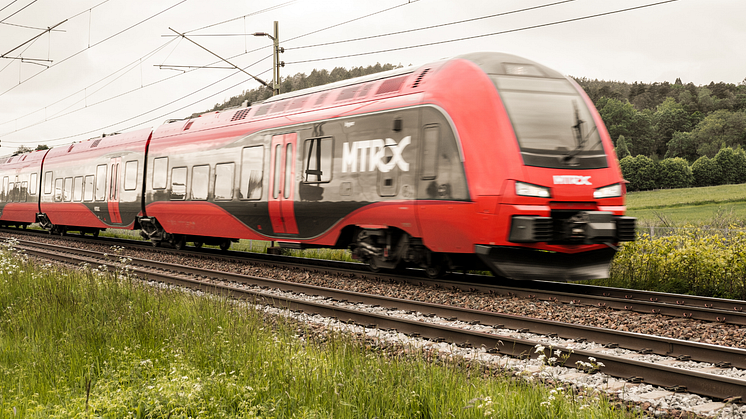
[13, 237, 746, 404]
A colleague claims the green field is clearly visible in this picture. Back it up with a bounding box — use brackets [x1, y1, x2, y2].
[625, 183, 746, 226]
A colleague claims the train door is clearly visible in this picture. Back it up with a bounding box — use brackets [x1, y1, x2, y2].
[108, 157, 122, 224]
[268, 133, 299, 234]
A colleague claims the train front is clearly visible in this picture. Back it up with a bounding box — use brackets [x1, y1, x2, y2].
[453, 53, 636, 281]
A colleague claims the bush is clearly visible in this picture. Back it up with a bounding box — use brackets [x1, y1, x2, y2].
[619, 155, 658, 191]
[714, 147, 746, 184]
[657, 157, 693, 189]
[608, 229, 746, 299]
[691, 155, 722, 187]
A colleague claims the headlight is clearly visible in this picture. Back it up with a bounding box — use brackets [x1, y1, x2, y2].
[515, 181, 551, 198]
[593, 183, 622, 199]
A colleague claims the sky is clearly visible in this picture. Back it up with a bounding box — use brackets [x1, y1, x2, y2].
[0, 0, 744, 151]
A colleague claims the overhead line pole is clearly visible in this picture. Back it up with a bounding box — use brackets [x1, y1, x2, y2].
[253, 21, 284, 96]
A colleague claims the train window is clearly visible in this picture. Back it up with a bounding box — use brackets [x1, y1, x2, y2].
[170, 167, 187, 200]
[152, 157, 168, 189]
[124, 160, 138, 191]
[29, 173, 37, 195]
[95, 165, 107, 201]
[7, 182, 15, 202]
[54, 179, 63, 202]
[284, 144, 292, 199]
[84, 175, 94, 202]
[240, 146, 263, 200]
[73, 176, 83, 202]
[63, 177, 73, 202]
[20, 182, 27, 202]
[44, 171, 53, 195]
[273, 144, 282, 199]
[421, 125, 440, 180]
[191, 165, 209, 200]
[1, 177, 7, 202]
[214, 163, 234, 200]
[303, 137, 333, 183]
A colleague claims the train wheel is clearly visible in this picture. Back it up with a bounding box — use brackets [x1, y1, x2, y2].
[367, 257, 381, 273]
[193, 241, 203, 249]
[92, 230, 99, 238]
[173, 236, 186, 250]
[425, 264, 444, 279]
[152, 240, 160, 248]
[219, 240, 231, 251]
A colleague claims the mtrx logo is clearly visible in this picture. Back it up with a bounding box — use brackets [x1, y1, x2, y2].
[553, 175, 592, 185]
[342, 136, 410, 173]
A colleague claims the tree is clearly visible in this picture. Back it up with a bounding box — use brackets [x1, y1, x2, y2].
[665, 131, 698, 162]
[691, 155, 722, 187]
[713, 147, 746, 184]
[657, 157, 693, 189]
[690, 110, 746, 157]
[619, 155, 658, 191]
[653, 97, 694, 154]
[615, 135, 631, 160]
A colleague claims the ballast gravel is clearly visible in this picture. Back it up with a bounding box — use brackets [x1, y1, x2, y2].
[6, 232, 746, 418]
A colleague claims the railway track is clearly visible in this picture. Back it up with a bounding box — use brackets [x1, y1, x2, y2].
[12, 237, 746, 404]
[5, 227, 746, 326]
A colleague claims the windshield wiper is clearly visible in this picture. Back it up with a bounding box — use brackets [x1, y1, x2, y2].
[563, 100, 592, 163]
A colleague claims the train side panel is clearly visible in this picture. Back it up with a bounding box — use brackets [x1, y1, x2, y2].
[0, 150, 47, 225]
[38, 129, 151, 232]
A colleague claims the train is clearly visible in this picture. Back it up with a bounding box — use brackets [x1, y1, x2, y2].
[0, 52, 636, 281]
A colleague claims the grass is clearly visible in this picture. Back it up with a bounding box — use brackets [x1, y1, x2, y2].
[0, 242, 634, 418]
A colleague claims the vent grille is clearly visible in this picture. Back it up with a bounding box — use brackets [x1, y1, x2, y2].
[184, 120, 195, 130]
[376, 75, 408, 95]
[231, 108, 250, 121]
[616, 217, 637, 242]
[67, 144, 75, 153]
[412, 68, 431, 88]
[255, 104, 272, 116]
[90, 139, 102, 148]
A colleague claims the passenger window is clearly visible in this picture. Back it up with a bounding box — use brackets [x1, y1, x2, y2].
[303, 137, 333, 183]
[421, 125, 440, 180]
[1, 177, 7, 202]
[124, 160, 138, 190]
[170, 167, 187, 200]
[54, 179, 63, 202]
[44, 171, 53, 195]
[63, 177, 73, 202]
[95, 165, 107, 201]
[240, 146, 263, 200]
[84, 175, 94, 202]
[29, 173, 37, 195]
[73, 176, 83, 202]
[214, 163, 235, 200]
[152, 157, 168, 189]
[191, 165, 209, 200]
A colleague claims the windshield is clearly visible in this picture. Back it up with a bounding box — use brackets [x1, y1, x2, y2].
[491, 76, 608, 169]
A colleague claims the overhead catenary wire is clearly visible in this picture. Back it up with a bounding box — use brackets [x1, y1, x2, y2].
[285, 0, 683, 65]
[0, 0, 187, 99]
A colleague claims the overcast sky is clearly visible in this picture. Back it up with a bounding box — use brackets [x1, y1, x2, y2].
[1, 0, 744, 151]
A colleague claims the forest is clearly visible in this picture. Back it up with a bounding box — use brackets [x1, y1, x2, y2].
[209, 64, 746, 192]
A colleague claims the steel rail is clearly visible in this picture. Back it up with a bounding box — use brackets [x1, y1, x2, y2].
[10, 229, 746, 325]
[16, 241, 746, 401]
